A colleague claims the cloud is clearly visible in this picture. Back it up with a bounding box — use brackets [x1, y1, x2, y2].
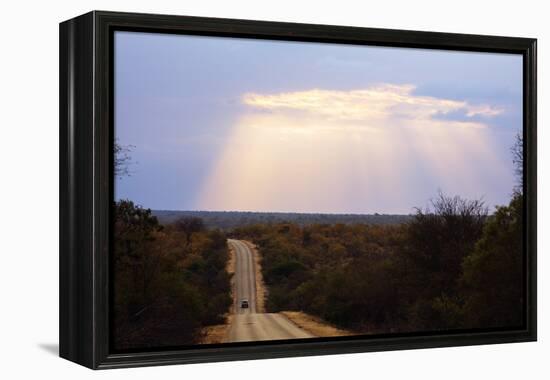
[196, 83, 512, 214]
[464, 104, 504, 117]
[242, 84, 503, 127]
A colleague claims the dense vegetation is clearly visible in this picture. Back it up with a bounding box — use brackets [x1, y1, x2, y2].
[112, 134, 524, 346]
[112, 200, 232, 350]
[232, 193, 524, 334]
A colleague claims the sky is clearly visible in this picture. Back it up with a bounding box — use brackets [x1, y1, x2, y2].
[114, 31, 523, 214]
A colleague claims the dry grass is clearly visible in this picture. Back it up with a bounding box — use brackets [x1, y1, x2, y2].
[199, 315, 233, 344]
[226, 242, 236, 314]
[281, 311, 354, 338]
[243, 241, 266, 313]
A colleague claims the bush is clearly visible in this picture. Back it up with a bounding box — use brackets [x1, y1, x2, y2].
[235, 192, 522, 334]
[113, 200, 231, 350]
[461, 195, 523, 328]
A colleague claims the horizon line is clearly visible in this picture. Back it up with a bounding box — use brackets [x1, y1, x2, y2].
[151, 208, 416, 216]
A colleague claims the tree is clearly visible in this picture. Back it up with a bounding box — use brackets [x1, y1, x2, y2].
[395, 192, 488, 329]
[406, 192, 487, 291]
[512, 133, 523, 195]
[174, 217, 206, 246]
[460, 195, 523, 328]
[113, 200, 162, 314]
[114, 141, 134, 178]
[113, 200, 232, 349]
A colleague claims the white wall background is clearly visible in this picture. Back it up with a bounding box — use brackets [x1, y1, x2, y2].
[0, 0, 547, 377]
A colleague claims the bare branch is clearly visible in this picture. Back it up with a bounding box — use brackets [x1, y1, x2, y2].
[511, 133, 523, 195]
[114, 140, 135, 179]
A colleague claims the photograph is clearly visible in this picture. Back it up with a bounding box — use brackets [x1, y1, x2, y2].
[112, 30, 525, 351]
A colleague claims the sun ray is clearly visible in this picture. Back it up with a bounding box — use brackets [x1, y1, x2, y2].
[197, 84, 510, 213]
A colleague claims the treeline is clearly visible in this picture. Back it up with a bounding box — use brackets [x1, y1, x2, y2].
[113, 200, 232, 350]
[152, 209, 412, 229]
[232, 193, 523, 334]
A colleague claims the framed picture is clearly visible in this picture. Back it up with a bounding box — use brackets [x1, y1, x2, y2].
[59, 11, 537, 369]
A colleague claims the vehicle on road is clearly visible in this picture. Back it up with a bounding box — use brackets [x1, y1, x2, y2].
[240, 299, 249, 309]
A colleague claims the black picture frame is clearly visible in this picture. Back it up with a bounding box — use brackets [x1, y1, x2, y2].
[59, 10, 537, 369]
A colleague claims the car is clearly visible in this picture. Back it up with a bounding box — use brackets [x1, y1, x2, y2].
[240, 299, 249, 309]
